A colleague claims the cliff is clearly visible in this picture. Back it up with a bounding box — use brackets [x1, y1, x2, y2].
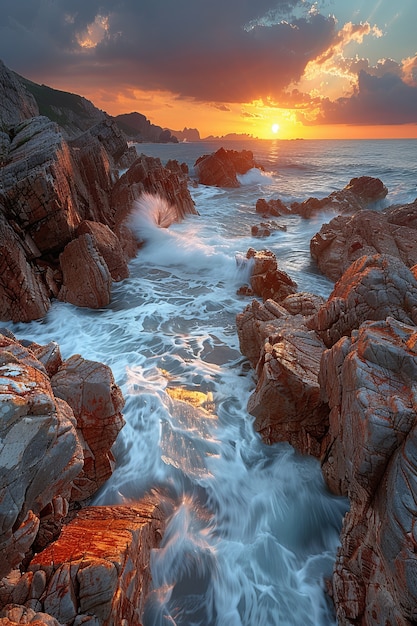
[0, 60, 197, 323]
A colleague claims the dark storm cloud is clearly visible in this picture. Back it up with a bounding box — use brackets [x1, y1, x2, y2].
[314, 70, 417, 125]
[0, 0, 337, 102]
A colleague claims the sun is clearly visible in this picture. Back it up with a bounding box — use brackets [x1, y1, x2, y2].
[271, 123, 280, 134]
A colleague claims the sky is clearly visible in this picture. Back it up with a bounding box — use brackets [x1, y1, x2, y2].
[1, 0, 417, 139]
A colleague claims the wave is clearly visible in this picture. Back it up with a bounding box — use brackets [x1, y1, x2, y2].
[128, 192, 179, 239]
[237, 168, 274, 185]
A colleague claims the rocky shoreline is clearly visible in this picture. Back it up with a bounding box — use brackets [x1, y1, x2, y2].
[1, 58, 417, 625]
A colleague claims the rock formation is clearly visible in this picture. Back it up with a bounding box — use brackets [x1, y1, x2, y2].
[237, 248, 298, 302]
[320, 317, 417, 625]
[194, 147, 263, 187]
[310, 200, 417, 281]
[292, 175, 388, 217]
[237, 253, 417, 625]
[0, 60, 197, 323]
[0, 332, 162, 625]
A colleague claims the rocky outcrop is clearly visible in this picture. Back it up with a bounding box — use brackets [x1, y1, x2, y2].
[0, 332, 125, 578]
[255, 197, 291, 217]
[114, 111, 179, 143]
[309, 254, 417, 348]
[50, 354, 125, 504]
[26, 502, 164, 626]
[291, 176, 388, 218]
[310, 200, 417, 281]
[194, 147, 263, 187]
[237, 295, 328, 455]
[0, 61, 38, 135]
[254, 176, 388, 222]
[0, 333, 83, 578]
[0, 61, 198, 322]
[0, 334, 161, 625]
[238, 248, 298, 302]
[237, 254, 417, 624]
[320, 317, 417, 626]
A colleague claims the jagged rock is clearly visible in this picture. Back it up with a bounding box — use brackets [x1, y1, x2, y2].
[111, 154, 197, 257]
[51, 354, 125, 503]
[194, 147, 263, 187]
[310, 201, 417, 281]
[255, 197, 290, 216]
[237, 297, 328, 454]
[291, 176, 388, 218]
[246, 248, 298, 302]
[28, 503, 164, 626]
[0, 334, 83, 578]
[57, 234, 113, 308]
[0, 211, 51, 322]
[309, 254, 417, 347]
[75, 221, 129, 282]
[320, 317, 417, 626]
[0, 604, 62, 625]
[0, 60, 39, 132]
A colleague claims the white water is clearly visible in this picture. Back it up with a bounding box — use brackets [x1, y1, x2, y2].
[10, 139, 417, 625]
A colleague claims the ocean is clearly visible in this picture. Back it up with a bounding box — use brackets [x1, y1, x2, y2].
[10, 139, 417, 625]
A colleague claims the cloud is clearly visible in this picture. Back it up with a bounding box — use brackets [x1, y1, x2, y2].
[309, 67, 417, 125]
[0, 0, 337, 103]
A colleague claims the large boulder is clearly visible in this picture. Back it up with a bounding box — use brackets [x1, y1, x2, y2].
[320, 317, 417, 626]
[0, 333, 126, 579]
[0, 334, 83, 578]
[309, 254, 417, 348]
[291, 176, 388, 218]
[57, 234, 113, 309]
[51, 354, 125, 503]
[237, 296, 328, 455]
[310, 200, 417, 281]
[26, 503, 164, 626]
[240, 248, 298, 302]
[194, 147, 263, 187]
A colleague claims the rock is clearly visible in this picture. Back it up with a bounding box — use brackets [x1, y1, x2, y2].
[51, 354, 125, 503]
[0, 604, 62, 625]
[0, 211, 51, 323]
[0, 334, 83, 578]
[57, 234, 113, 308]
[320, 317, 417, 625]
[75, 221, 129, 282]
[309, 254, 417, 348]
[246, 248, 298, 302]
[291, 176, 388, 218]
[310, 201, 417, 281]
[255, 197, 290, 216]
[28, 502, 164, 626]
[112, 154, 197, 258]
[0, 60, 39, 131]
[194, 147, 263, 187]
[237, 297, 328, 455]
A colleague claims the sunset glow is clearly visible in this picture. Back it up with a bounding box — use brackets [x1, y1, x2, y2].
[1, 1, 417, 140]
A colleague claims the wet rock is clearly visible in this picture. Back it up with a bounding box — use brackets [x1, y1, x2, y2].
[237, 296, 328, 455]
[320, 317, 417, 625]
[291, 175, 387, 218]
[309, 253, 417, 348]
[51, 354, 125, 503]
[0, 334, 83, 578]
[255, 197, 291, 216]
[57, 234, 113, 308]
[76, 220, 129, 282]
[28, 503, 164, 626]
[310, 200, 417, 281]
[194, 147, 263, 187]
[246, 248, 298, 302]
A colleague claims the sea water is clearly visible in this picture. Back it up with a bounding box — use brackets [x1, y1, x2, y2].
[10, 139, 417, 625]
